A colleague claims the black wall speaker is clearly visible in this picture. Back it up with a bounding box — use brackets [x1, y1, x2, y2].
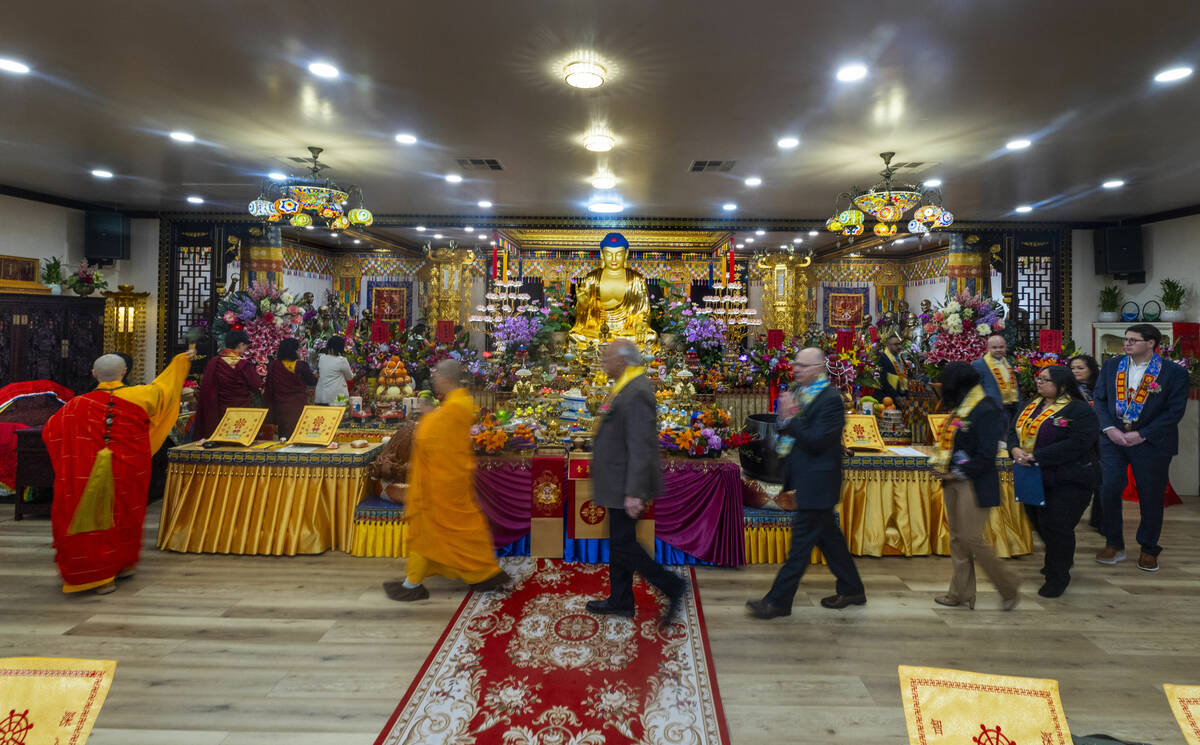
[1094, 226, 1144, 275]
[85, 211, 131, 262]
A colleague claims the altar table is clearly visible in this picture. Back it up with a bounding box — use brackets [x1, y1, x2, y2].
[158, 442, 382, 555]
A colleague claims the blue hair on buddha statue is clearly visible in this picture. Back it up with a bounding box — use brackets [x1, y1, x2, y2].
[601, 232, 629, 250]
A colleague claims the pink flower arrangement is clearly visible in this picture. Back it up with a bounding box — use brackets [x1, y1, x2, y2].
[1053, 418, 1069, 427]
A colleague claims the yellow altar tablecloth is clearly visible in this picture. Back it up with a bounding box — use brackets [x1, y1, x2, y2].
[743, 449, 1033, 563]
[157, 442, 381, 555]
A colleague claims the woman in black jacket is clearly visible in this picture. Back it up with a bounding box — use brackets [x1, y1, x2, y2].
[1009, 365, 1100, 597]
[932, 362, 1021, 611]
[1069, 354, 1104, 530]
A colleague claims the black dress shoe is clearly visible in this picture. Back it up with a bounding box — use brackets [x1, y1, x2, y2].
[1037, 581, 1067, 598]
[745, 598, 791, 619]
[820, 593, 867, 609]
[659, 580, 689, 630]
[585, 599, 635, 618]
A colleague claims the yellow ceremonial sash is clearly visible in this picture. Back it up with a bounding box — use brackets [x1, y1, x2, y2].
[986, 355, 1018, 403]
[1014, 396, 1071, 452]
[885, 350, 907, 391]
[220, 348, 243, 369]
[282, 360, 297, 373]
[930, 384, 986, 472]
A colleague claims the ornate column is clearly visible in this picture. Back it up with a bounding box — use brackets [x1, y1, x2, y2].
[240, 226, 284, 290]
[420, 243, 477, 325]
[754, 253, 815, 338]
[947, 233, 989, 297]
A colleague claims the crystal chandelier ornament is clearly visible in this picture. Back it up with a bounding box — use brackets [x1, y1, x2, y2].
[248, 147, 372, 229]
[825, 152, 953, 239]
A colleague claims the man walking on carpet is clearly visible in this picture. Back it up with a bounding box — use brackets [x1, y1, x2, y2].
[1093, 324, 1188, 572]
[585, 339, 687, 630]
[43, 350, 193, 594]
[746, 347, 867, 619]
[383, 359, 510, 601]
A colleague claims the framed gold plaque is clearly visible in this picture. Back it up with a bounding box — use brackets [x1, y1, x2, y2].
[287, 405, 343, 446]
[926, 414, 950, 444]
[842, 414, 886, 451]
[207, 407, 268, 447]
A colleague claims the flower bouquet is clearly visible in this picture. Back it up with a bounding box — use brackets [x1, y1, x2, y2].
[64, 259, 108, 295]
[471, 412, 509, 454]
[923, 293, 1006, 373]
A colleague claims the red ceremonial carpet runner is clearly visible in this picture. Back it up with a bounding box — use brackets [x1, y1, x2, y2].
[374, 557, 731, 745]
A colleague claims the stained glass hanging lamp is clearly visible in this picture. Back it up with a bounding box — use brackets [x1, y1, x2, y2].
[825, 152, 953, 239]
[248, 147, 372, 229]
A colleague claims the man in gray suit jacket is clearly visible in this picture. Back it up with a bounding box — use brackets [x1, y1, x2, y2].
[585, 339, 687, 629]
[746, 347, 866, 619]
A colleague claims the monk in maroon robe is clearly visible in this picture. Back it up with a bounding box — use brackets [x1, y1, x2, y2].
[264, 338, 317, 439]
[194, 330, 261, 439]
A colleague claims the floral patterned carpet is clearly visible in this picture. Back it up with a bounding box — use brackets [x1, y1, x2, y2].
[374, 557, 730, 745]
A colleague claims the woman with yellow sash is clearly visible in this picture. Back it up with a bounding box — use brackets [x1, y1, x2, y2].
[1009, 365, 1100, 598]
[930, 362, 1021, 611]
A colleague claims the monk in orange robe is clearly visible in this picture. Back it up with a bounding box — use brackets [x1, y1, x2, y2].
[383, 359, 509, 601]
[43, 351, 193, 594]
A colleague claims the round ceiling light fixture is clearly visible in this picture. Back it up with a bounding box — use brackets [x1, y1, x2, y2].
[445, 173, 463, 183]
[755, 229, 765, 236]
[91, 169, 113, 179]
[433, 233, 444, 239]
[1015, 204, 1033, 213]
[793, 237, 803, 243]
[777, 136, 800, 149]
[588, 199, 623, 213]
[722, 202, 737, 211]
[478, 200, 493, 208]
[808, 230, 819, 236]
[591, 172, 616, 190]
[0, 58, 31, 74]
[1154, 66, 1193, 83]
[187, 195, 204, 204]
[745, 237, 755, 243]
[415, 225, 426, 232]
[1005, 138, 1032, 150]
[308, 61, 340, 78]
[169, 131, 195, 143]
[1102, 179, 1126, 189]
[394, 133, 418, 145]
[836, 63, 868, 82]
[923, 178, 942, 188]
[736, 243, 745, 249]
[563, 60, 607, 89]
[744, 176, 762, 187]
[268, 172, 287, 181]
[583, 132, 615, 152]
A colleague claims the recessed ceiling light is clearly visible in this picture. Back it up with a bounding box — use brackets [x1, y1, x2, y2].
[305, 225, 315, 230]
[0, 58, 31, 74]
[808, 230, 818, 236]
[445, 174, 463, 183]
[268, 172, 287, 181]
[464, 226, 474, 233]
[779, 244, 788, 250]
[169, 131, 195, 143]
[330, 232, 338, 237]
[563, 60, 607, 89]
[588, 200, 624, 213]
[186, 195, 204, 204]
[722, 202, 737, 211]
[777, 136, 800, 149]
[836, 63, 868, 82]
[793, 237, 802, 243]
[416, 225, 426, 232]
[755, 229, 765, 236]
[895, 238, 907, 244]
[849, 252, 860, 258]
[490, 240, 496, 246]
[736, 243, 745, 249]
[1006, 138, 1032, 150]
[923, 178, 942, 188]
[1015, 205, 1033, 213]
[434, 233, 444, 239]
[1102, 179, 1126, 189]
[591, 173, 617, 190]
[308, 61, 340, 78]
[1154, 66, 1193, 83]
[744, 177, 762, 187]
[91, 169, 113, 179]
[477, 200, 492, 208]
[394, 133, 418, 145]
[353, 239, 361, 244]
[583, 133, 615, 152]
[745, 237, 755, 244]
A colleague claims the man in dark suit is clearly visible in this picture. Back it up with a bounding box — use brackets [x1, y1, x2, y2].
[877, 334, 908, 402]
[585, 339, 687, 629]
[1093, 324, 1189, 571]
[746, 347, 866, 619]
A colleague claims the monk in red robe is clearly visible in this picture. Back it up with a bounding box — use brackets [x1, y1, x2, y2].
[194, 330, 261, 439]
[264, 338, 317, 439]
[43, 351, 193, 594]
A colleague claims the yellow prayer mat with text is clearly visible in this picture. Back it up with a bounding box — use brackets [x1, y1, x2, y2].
[1164, 683, 1200, 745]
[898, 665, 1070, 745]
[0, 657, 116, 745]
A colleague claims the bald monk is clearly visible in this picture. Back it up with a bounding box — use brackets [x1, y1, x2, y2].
[43, 350, 193, 594]
[383, 359, 510, 601]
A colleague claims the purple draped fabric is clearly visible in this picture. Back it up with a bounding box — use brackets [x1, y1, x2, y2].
[474, 463, 532, 549]
[471, 456, 745, 565]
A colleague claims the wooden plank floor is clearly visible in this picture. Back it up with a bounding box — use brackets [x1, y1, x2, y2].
[2, 498, 1198, 745]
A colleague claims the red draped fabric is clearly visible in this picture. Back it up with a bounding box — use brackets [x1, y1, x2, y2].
[1121, 465, 1183, 506]
[194, 354, 261, 439]
[43, 392, 152, 588]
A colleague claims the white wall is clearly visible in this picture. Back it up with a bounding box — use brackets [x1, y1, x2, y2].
[0, 195, 160, 382]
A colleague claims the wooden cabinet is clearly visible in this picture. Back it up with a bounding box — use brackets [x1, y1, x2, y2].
[0, 294, 106, 392]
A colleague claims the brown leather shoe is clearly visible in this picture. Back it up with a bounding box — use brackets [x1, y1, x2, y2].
[383, 581, 429, 601]
[1137, 552, 1159, 572]
[1095, 546, 1127, 565]
[820, 593, 867, 609]
[745, 598, 791, 619]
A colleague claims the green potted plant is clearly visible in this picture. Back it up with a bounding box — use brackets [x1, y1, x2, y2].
[40, 256, 65, 295]
[1098, 284, 1122, 322]
[1160, 278, 1188, 321]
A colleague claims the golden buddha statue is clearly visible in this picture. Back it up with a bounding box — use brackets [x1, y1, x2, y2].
[569, 232, 656, 345]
